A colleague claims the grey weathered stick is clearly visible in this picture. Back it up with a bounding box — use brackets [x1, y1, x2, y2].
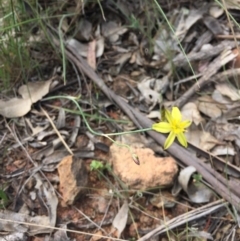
[138, 199, 227, 241]
[173, 41, 237, 66]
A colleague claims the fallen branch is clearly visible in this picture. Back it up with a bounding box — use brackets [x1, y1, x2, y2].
[138, 199, 227, 241]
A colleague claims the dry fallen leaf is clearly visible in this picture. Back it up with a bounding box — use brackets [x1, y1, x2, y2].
[215, 83, 240, 101]
[175, 8, 204, 41]
[0, 78, 53, 118]
[186, 130, 222, 151]
[212, 89, 232, 105]
[34, 173, 58, 234]
[200, 131, 224, 151]
[181, 102, 203, 125]
[112, 200, 129, 238]
[185, 130, 201, 147]
[198, 96, 223, 118]
[102, 21, 127, 43]
[18, 79, 52, 102]
[75, 19, 92, 41]
[0, 98, 32, 118]
[203, 15, 223, 35]
[198, 102, 222, 118]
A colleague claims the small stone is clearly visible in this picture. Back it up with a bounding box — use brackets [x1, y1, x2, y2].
[109, 145, 178, 190]
[58, 155, 88, 206]
[150, 191, 176, 208]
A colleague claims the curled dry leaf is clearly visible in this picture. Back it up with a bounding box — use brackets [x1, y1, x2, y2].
[211, 145, 235, 156]
[178, 166, 214, 203]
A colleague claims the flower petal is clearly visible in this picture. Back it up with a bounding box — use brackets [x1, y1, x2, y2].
[152, 122, 171, 133]
[172, 107, 182, 122]
[165, 109, 172, 124]
[176, 132, 188, 147]
[181, 120, 192, 129]
[164, 131, 176, 149]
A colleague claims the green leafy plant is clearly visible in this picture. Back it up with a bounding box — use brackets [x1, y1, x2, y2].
[90, 160, 111, 179]
[90, 160, 104, 171]
[193, 173, 203, 186]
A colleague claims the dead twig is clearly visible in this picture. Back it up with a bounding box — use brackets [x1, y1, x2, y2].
[40, 106, 73, 155]
[137, 199, 227, 241]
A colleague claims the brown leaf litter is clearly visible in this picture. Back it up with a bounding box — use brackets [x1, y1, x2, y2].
[3, 0, 240, 240]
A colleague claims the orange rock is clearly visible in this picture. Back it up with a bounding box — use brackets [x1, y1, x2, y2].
[58, 155, 88, 206]
[109, 145, 178, 190]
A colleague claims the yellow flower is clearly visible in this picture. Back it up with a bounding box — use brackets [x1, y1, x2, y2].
[152, 107, 191, 149]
